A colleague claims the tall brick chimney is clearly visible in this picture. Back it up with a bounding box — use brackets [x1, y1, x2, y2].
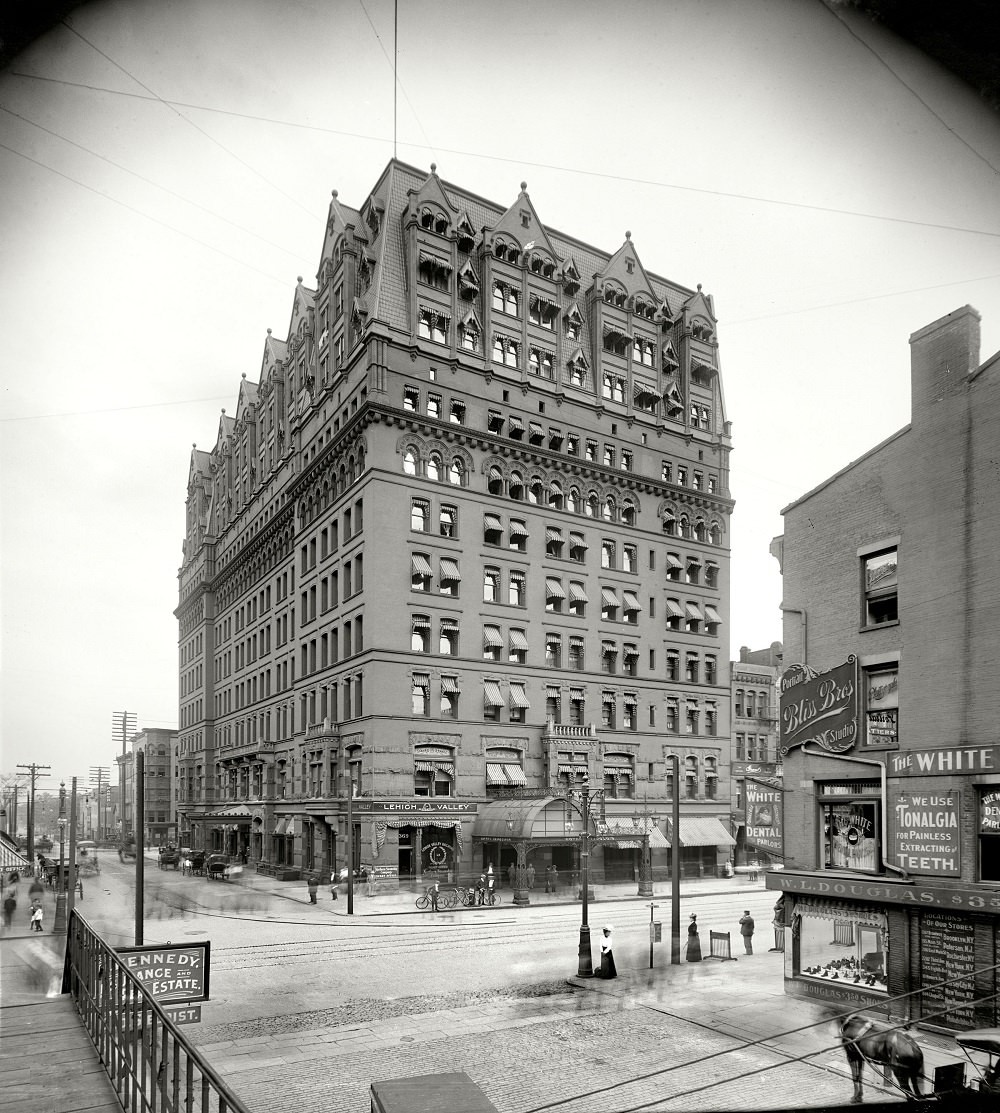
[909, 305, 981, 426]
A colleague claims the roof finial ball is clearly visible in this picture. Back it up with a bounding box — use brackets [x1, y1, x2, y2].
[521, 181, 527, 192]
[297, 276, 303, 284]
[267, 328, 272, 335]
[332, 190, 338, 199]
[625, 230, 631, 240]
[697, 283, 703, 291]
[430, 163, 437, 174]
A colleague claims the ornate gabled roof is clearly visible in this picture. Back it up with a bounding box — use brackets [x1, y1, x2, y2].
[188, 447, 212, 485]
[405, 164, 459, 226]
[235, 374, 258, 423]
[485, 182, 559, 262]
[261, 328, 287, 379]
[287, 277, 316, 340]
[593, 232, 656, 303]
[681, 284, 717, 323]
[318, 189, 363, 274]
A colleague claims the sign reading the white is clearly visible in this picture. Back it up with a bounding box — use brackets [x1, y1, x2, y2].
[892, 791, 960, 875]
[744, 779, 784, 856]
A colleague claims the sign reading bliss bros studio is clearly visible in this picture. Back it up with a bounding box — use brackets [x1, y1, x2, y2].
[779, 657, 858, 756]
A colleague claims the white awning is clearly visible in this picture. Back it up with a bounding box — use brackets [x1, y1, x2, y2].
[486, 762, 507, 786]
[509, 683, 530, 709]
[483, 680, 504, 708]
[504, 763, 527, 786]
[569, 533, 588, 549]
[411, 616, 431, 630]
[440, 559, 462, 582]
[623, 645, 640, 658]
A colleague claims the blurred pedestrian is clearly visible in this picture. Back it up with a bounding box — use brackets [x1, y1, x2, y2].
[507, 863, 515, 890]
[739, 910, 755, 954]
[526, 863, 535, 890]
[686, 913, 702, 962]
[330, 869, 338, 900]
[551, 865, 559, 894]
[477, 874, 486, 905]
[430, 881, 440, 911]
[2, 891, 16, 927]
[306, 876, 318, 904]
[30, 900, 44, 932]
[596, 925, 617, 978]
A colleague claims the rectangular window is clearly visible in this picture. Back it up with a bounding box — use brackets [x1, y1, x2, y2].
[403, 386, 419, 412]
[862, 547, 898, 626]
[821, 794, 881, 873]
[863, 664, 898, 749]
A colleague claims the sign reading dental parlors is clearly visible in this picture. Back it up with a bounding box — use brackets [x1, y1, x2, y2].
[892, 790, 960, 875]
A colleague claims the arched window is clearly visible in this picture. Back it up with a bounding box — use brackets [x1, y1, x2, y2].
[680, 515, 691, 539]
[403, 450, 417, 476]
[488, 466, 504, 496]
[585, 494, 598, 518]
[622, 499, 636, 526]
[418, 313, 431, 339]
[448, 457, 464, 485]
[662, 511, 676, 536]
[602, 496, 615, 522]
[550, 481, 564, 510]
[411, 615, 430, 653]
[426, 454, 442, 482]
[509, 471, 524, 500]
[710, 523, 722, 546]
[529, 350, 540, 375]
[505, 287, 518, 315]
[694, 519, 706, 542]
[528, 480, 543, 505]
[567, 488, 579, 514]
[493, 336, 504, 362]
[492, 283, 505, 311]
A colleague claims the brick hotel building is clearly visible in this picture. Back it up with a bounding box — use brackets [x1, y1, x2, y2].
[175, 161, 735, 889]
[769, 306, 1000, 1030]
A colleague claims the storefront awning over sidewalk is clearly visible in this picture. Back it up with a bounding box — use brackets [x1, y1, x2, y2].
[668, 816, 736, 848]
[473, 797, 582, 842]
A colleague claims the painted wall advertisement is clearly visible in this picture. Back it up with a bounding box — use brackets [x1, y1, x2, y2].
[892, 790, 961, 875]
[981, 789, 1000, 833]
[744, 778, 784, 857]
[779, 657, 858, 756]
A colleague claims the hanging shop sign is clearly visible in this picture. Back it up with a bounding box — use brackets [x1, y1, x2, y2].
[891, 790, 960, 876]
[732, 761, 780, 778]
[117, 941, 211, 1006]
[888, 745, 999, 777]
[779, 656, 858, 756]
[744, 778, 784, 857]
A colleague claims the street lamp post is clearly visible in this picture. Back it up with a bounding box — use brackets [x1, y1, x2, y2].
[504, 812, 533, 908]
[567, 783, 603, 978]
[54, 781, 68, 934]
[632, 800, 657, 898]
[669, 753, 681, 965]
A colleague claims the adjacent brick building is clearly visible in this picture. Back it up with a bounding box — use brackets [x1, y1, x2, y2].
[768, 305, 1000, 1030]
[175, 160, 737, 890]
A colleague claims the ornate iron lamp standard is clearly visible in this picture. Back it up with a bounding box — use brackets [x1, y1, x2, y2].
[53, 781, 68, 934]
[504, 807, 538, 908]
[631, 800, 658, 898]
[566, 783, 605, 977]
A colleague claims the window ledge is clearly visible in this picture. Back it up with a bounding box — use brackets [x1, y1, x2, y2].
[860, 620, 900, 633]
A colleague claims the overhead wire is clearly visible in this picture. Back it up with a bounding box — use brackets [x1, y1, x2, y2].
[57, 17, 320, 222]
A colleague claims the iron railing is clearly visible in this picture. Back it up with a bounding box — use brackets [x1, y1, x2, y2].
[63, 908, 250, 1113]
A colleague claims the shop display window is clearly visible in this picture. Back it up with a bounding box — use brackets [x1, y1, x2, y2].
[822, 800, 879, 872]
[796, 903, 888, 993]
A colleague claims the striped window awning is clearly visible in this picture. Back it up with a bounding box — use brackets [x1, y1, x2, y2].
[441, 675, 460, 693]
[508, 629, 529, 651]
[509, 682, 530, 709]
[569, 582, 589, 603]
[665, 598, 684, 618]
[623, 645, 640, 658]
[483, 625, 503, 648]
[486, 762, 508, 786]
[665, 553, 683, 569]
[570, 534, 588, 550]
[601, 587, 619, 607]
[508, 416, 524, 433]
[411, 553, 434, 576]
[558, 764, 587, 775]
[546, 578, 566, 598]
[412, 674, 430, 689]
[411, 616, 431, 630]
[440, 559, 462, 582]
[415, 760, 438, 772]
[529, 422, 544, 438]
[274, 818, 287, 836]
[602, 641, 617, 656]
[509, 520, 529, 538]
[622, 591, 641, 612]
[483, 680, 504, 707]
[705, 605, 722, 624]
[686, 602, 703, 620]
[484, 514, 502, 532]
[633, 381, 657, 400]
[504, 764, 527, 786]
[546, 527, 562, 543]
[687, 557, 702, 568]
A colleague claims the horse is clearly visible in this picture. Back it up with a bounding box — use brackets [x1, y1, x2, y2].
[839, 1014, 924, 1103]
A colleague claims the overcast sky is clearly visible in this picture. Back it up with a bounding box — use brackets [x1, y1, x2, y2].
[2, 0, 998, 793]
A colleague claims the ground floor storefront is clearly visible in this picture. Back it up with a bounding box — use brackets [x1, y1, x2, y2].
[768, 870, 1000, 1031]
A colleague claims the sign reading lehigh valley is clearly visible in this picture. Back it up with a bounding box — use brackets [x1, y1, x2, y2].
[779, 657, 858, 756]
[892, 790, 961, 875]
[351, 800, 478, 814]
[744, 778, 784, 857]
[117, 942, 210, 1005]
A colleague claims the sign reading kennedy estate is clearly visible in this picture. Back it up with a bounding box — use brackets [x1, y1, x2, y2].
[779, 656, 858, 756]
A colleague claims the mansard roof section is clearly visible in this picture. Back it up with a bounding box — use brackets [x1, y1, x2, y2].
[483, 182, 559, 263]
[403, 163, 459, 229]
[591, 232, 656, 304]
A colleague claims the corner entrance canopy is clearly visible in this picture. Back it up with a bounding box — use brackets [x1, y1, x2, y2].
[473, 797, 582, 843]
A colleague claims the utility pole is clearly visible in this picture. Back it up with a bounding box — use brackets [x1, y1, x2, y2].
[112, 711, 137, 839]
[16, 763, 50, 868]
[89, 766, 110, 841]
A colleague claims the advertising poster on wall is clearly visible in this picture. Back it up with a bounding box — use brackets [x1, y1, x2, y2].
[744, 778, 784, 857]
[892, 790, 961, 875]
[779, 656, 858, 756]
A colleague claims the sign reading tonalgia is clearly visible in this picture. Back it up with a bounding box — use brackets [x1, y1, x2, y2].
[892, 790, 961, 875]
[117, 941, 210, 1007]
